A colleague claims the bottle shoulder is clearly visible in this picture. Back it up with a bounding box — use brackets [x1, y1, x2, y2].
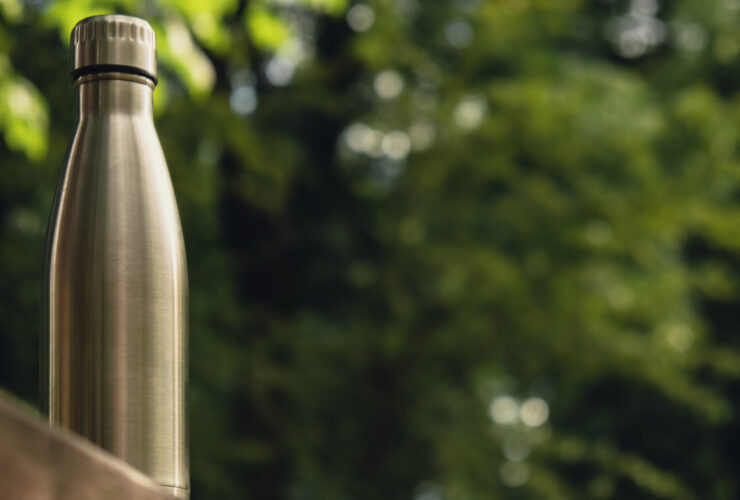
[51, 115, 182, 247]
[66, 114, 168, 171]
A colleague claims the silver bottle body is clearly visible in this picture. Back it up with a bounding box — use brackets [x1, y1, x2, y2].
[43, 73, 188, 497]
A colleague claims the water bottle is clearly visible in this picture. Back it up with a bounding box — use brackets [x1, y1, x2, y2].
[42, 14, 188, 498]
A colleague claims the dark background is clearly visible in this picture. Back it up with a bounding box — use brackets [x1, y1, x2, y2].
[2, 0, 740, 498]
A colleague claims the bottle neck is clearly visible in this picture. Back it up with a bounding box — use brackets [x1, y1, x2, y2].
[76, 73, 154, 117]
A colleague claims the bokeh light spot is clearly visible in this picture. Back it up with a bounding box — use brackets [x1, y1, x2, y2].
[520, 398, 549, 428]
[230, 86, 257, 115]
[409, 121, 436, 151]
[502, 436, 531, 462]
[414, 482, 443, 500]
[345, 123, 372, 152]
[374, 70, 404, 99]
[344, 123, 387, 158]
[489, 396, 519, 424]
[445, 19, 473, 48]
[347, 4, 375, 32]
[382, 131, 411, 160]
[665, 324, 694, 352]
[265, 56, 296, 86]
[673, 23, 707, 53]
[631, 0, 659, 16]
[499, 461, 529, 487]
[454, 94, 486, 129]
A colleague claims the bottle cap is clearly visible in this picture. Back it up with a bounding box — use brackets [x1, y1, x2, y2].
[71, 15, 157, 82]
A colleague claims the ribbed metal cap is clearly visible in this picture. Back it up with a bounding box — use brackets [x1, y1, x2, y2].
[71, 15, 157, 82]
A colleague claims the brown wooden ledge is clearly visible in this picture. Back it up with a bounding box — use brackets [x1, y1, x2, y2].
[0, 391, 177, 500]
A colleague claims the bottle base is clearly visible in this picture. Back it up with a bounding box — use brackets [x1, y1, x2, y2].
[160, 485, 190, 499]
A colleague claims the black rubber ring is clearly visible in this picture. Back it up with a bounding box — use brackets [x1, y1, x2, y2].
[71, 64, 157, 84]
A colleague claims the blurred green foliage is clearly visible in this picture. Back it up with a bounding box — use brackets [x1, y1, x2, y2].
[3, 0, 740, 498]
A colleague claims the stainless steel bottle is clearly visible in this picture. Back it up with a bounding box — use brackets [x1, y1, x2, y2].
[42, 15, 188, 498]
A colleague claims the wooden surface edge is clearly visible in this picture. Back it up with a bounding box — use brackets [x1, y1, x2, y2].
[0, 391, 178, 500]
